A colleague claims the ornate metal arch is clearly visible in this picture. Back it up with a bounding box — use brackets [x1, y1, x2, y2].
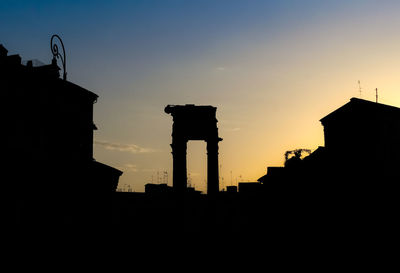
[50, 34, 67, 80]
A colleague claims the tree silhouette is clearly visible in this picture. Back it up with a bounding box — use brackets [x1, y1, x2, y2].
[284, 149, 311, 168]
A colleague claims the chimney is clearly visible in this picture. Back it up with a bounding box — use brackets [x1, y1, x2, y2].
[51, 57, 58, 66]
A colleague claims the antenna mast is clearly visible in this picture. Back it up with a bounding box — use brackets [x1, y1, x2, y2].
[187, 173, 191, 188]
[358, 80, 362, 98]
[163, 171, 168, 185]
[376, 88, 378, 103]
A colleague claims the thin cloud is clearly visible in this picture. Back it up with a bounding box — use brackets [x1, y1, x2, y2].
[223, 127, 241, 132]
[122, 164, 138, 173]
[94, 140, 155, 154]
[116, 164, 157, 173]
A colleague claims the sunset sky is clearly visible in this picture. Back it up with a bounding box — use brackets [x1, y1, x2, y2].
[2, 0, 400, 192]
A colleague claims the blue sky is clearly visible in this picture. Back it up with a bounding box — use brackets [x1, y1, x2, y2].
[2, 0, 400, 192]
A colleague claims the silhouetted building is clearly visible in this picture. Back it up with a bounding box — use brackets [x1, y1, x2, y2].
[320, 97, 400, 179]
[0, 44, 122, 226]
[226, 185, 237, 193]
[258, 96, 400, 212]
[145, 183, 173, 194]
[257, 167, 285, 184]
[261, 97, 400, 179]
[238, 182, 263, 193]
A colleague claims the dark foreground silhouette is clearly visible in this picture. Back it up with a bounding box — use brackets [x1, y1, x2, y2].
[113, 97, 399, 240]
[2, 43, 398, 243]
[1, 44, 122, 234]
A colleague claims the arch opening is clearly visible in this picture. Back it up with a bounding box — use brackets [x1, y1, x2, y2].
[187, 140, 207, 193]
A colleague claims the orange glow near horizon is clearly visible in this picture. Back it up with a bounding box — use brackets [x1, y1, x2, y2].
[95, 43, 400, 192]
[8, 1, 396, 193]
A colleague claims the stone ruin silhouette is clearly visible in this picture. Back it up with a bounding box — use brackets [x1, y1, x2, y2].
[165, 104, 222, 195]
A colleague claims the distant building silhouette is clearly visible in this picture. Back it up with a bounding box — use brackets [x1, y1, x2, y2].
[257, 167, 284, 184]
[238, 182, 263, 193]
[0, 44, 122, 227]
[226, 185, 237, 193]
[260, 97, 400, 183]
[145, 183, 173, 194]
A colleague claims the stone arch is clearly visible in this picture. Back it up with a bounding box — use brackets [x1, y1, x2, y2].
[165, 104, 222, 195]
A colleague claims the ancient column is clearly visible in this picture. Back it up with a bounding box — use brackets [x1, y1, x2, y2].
[171, 139, 187, 194]
[207, 139, 220, 196]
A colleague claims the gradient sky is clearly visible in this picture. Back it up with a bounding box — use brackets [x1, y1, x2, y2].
[2, 0, 400, 192]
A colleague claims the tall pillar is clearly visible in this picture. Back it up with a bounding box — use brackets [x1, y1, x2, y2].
[207, 139, 220, 195]
[171, 139, 187, 194]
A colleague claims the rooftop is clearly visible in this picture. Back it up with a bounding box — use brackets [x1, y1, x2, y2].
[320, 97, 400, 125]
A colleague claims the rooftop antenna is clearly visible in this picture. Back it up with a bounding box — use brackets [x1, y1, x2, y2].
[163, 171, 168, 185]
[376, 88, 378, 103]
[219, 164, 224, 190]
[358, 80, 362, 98]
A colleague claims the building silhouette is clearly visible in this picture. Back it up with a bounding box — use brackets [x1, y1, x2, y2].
[260, 97, 400, 185]
[0, 44, 122, 227]
[112, 97, 400, 236]
[256, 97, 400, 236]
[320, 97, 400, 179]
[4, 40, 396, 238]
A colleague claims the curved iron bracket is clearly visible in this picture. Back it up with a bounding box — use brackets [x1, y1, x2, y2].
[50, 34, 67, 80]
